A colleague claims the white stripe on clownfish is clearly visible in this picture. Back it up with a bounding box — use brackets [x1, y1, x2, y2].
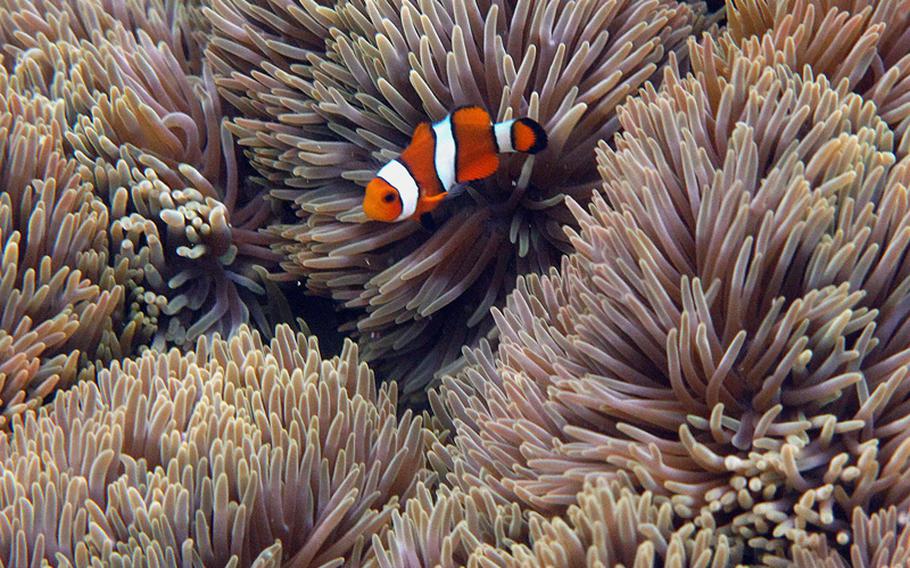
[377, 159, 419, 221]
[432, 115, 457, 192]
[493, 119, 516, 153]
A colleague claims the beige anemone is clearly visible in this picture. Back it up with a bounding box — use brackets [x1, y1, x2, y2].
[0, 0, 207, 75]
[23, 29, 282, 349]
[0, 72, 129, 429]
[505, 477, 738, 567]
[207, 0, 705, 401]
[368, 473, 738, 567]
[0, 0, 275, 351]
[724, 0, 910, 155]
[367, 482, 524, 568]
[434, 42, 910, 564]
[0, 324, 435, 566]
[792, 506, 910, 567]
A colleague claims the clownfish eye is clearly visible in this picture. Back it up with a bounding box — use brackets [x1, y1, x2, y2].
[383, 192, 396, 203]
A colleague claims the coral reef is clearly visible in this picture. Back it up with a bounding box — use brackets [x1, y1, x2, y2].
[0, 324, 435, 566]
[434, 41, 910, 563]
[208, 0, 705, 399]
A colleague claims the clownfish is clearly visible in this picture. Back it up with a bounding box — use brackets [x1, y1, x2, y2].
[362, 106, 547, 223]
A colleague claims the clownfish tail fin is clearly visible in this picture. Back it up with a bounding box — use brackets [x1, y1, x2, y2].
[512, 117, 548, 154]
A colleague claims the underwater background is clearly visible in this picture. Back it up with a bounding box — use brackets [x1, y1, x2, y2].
[1, 0, 910, 565]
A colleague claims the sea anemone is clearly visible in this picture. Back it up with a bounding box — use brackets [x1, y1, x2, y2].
[0, 0, 208, 75]
[368, 474, 738, 567]
[434, 42, 910, 563]
[367, 482, 524, 567]
[0, 0, 277, 351]
[723, 0, 910, 155]
[208, 0, 705, 400]
[505, 476, 738, 567]
[202, 0, 337, 118]
[0, 324, 435, 566]
[45, 27, 283, 349]
[791, 506, 910, 567]
[0, 75, 127, 429]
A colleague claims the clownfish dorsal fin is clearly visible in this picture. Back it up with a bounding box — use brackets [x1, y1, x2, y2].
[407, 121, 433, 148]
[452, 105, 491, 126]
[399, 121, 436, 178]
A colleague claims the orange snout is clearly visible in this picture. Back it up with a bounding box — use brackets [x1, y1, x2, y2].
[363, 177, 403, 222]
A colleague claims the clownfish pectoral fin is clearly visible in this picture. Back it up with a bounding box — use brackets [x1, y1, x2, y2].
[412, 191, 448, 219]
[422, 192, 448, 207]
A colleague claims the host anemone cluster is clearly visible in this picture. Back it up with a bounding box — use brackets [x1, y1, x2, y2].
[0, 325, 435, 566]
[433, 41, 910, 565]
[2, 0, 910, 566]
[207, 0, 706, 400]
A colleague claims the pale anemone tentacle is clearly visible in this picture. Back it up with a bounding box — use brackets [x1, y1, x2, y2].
[724, 0, 910, 156]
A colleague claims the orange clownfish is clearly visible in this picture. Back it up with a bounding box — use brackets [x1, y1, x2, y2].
[362, 106, 547, 223]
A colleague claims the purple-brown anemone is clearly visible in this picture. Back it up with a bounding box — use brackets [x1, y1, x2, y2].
[0, 71, 125, 428]
[434, 40, 910, 564]
[0, 324, 436, 566]
[207, 0, 705, 401]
